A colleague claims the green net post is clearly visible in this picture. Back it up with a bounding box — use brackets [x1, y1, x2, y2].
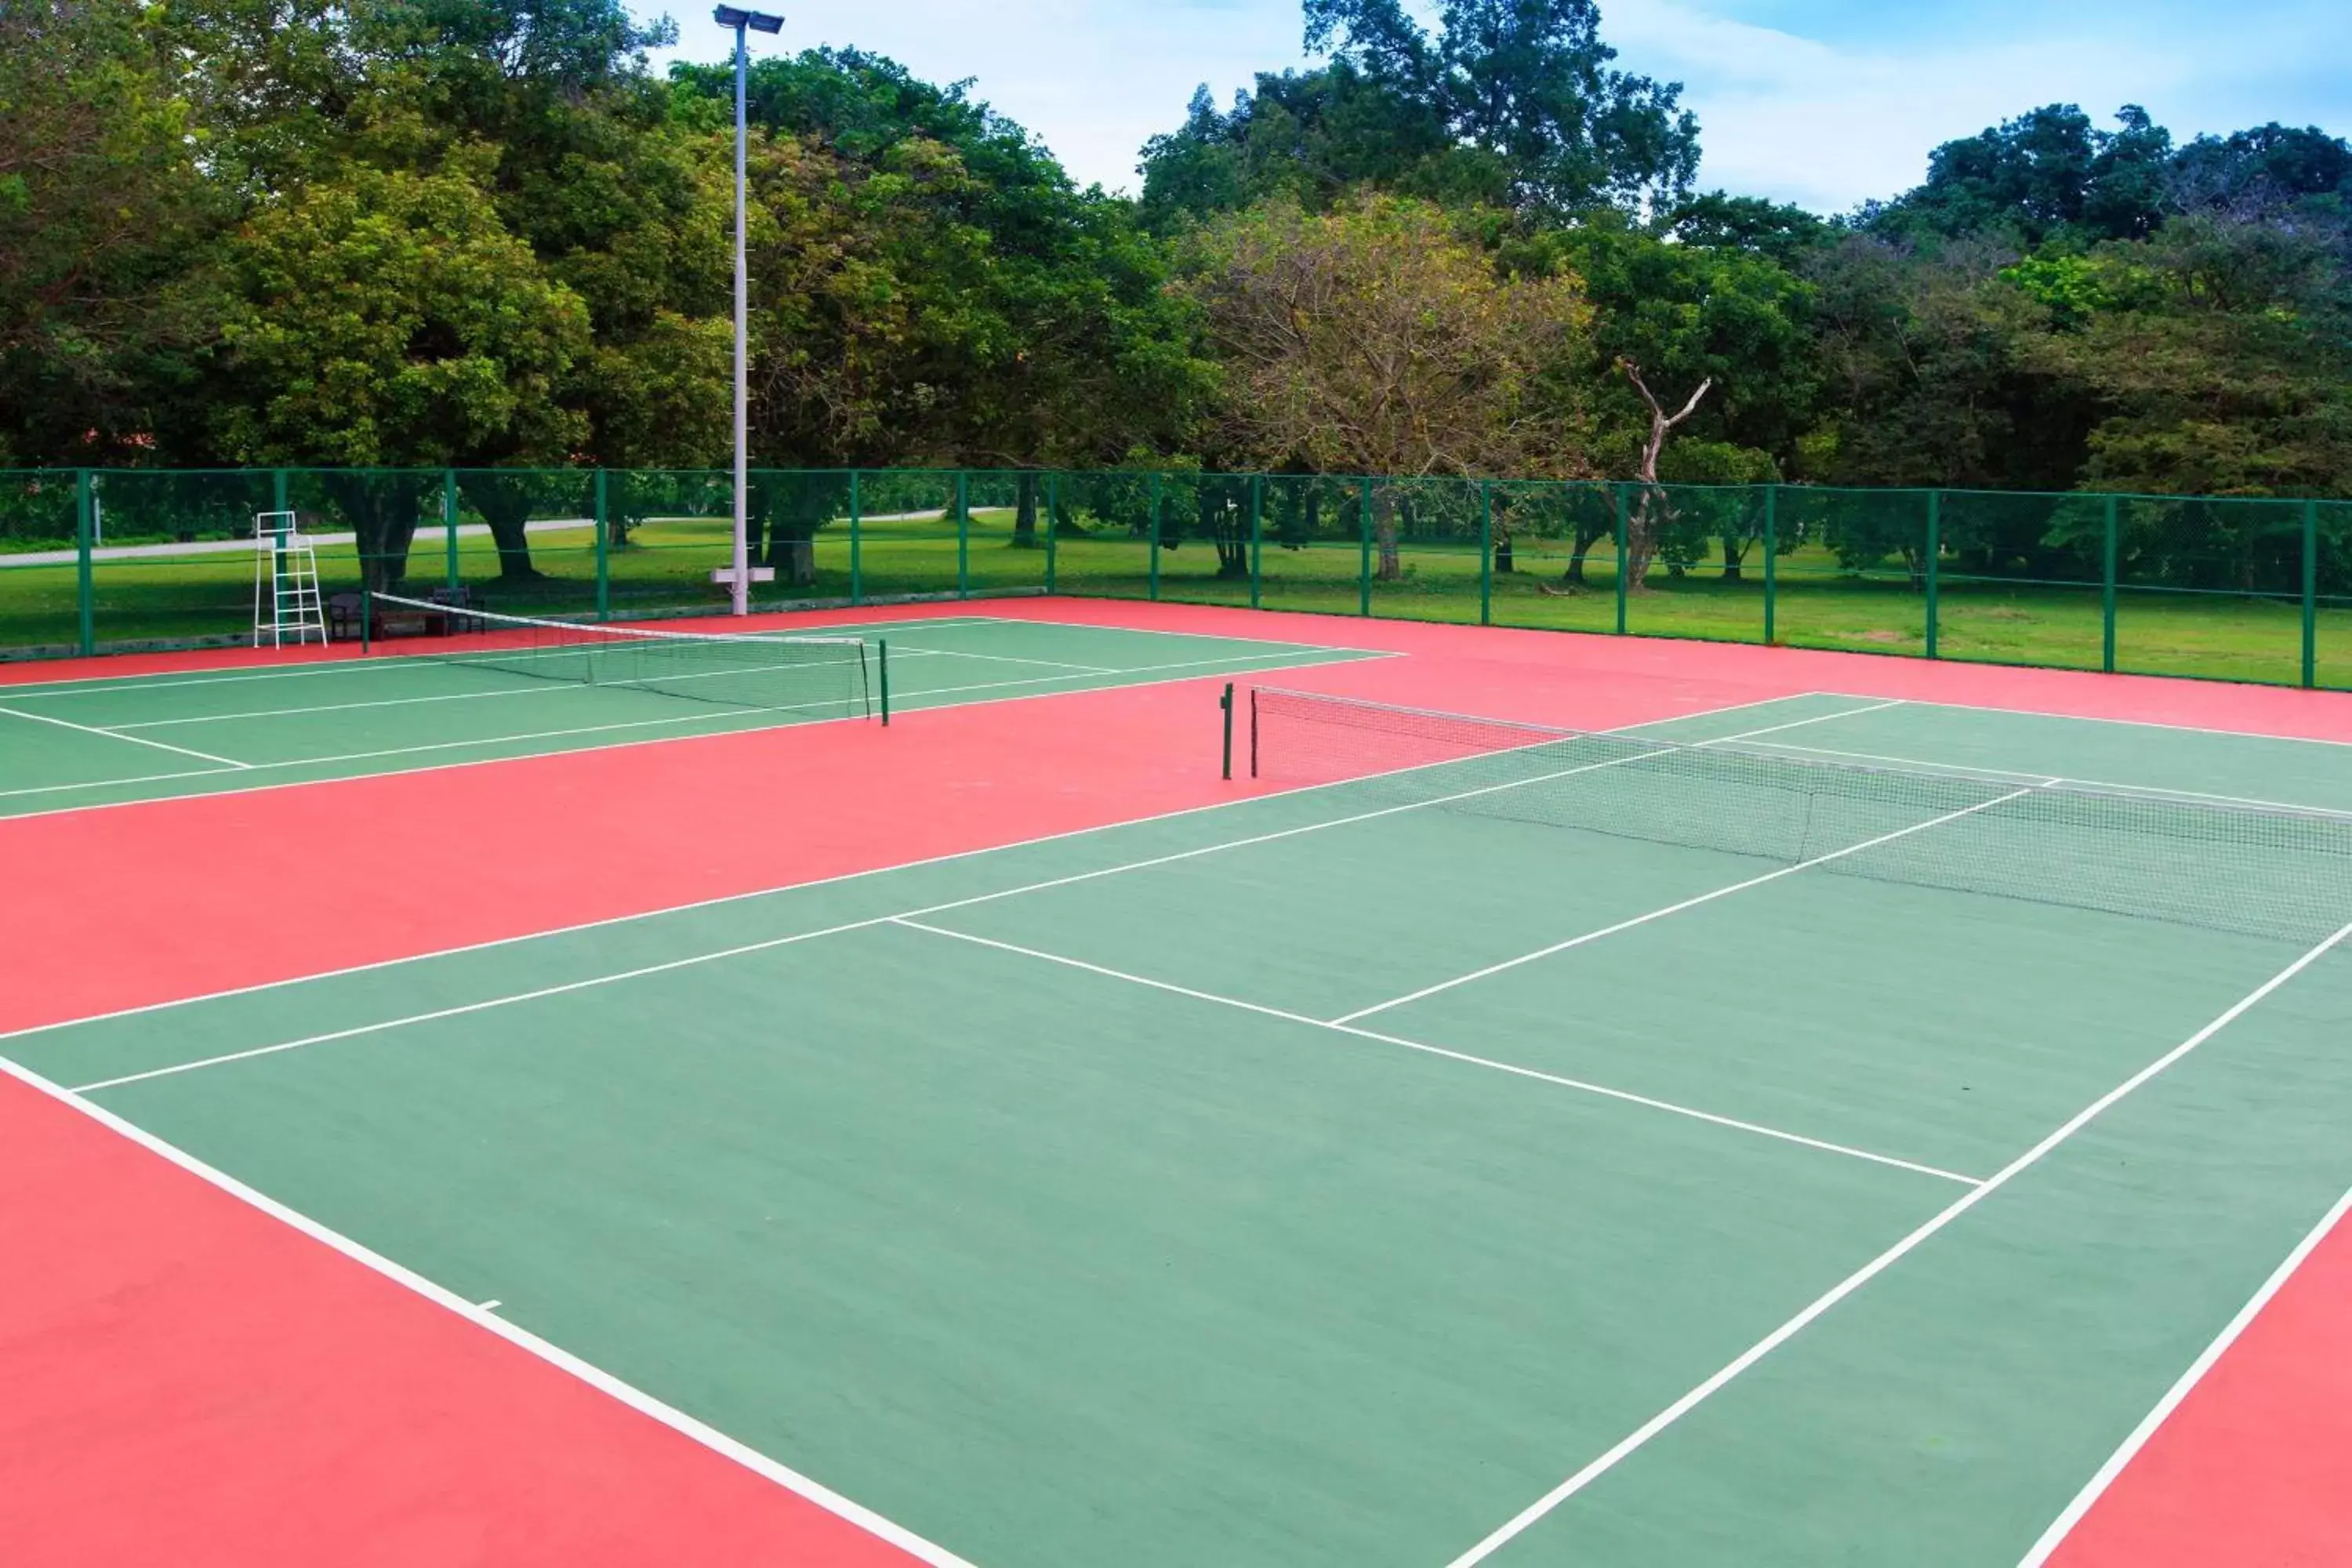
[1358, 477, 1373, 616]
[1613, 483, 1629, 635]
[956, 470, 971, 599]
[2303, 499, 2321, 690]
[2101, 494, 2119, 673]
[442, 468, 459, 590]
[1479, 481, 1494, 626]
[271, 468, 289, 514]
[1148, 471, 1162, 601]
[1762, 485, 1779, 645]
[1248, 474, 1263, 610]
[74, 468, 95, 655]
[1044, 471, 1060, 594]
[1924, 489, 1941, 659]
[1219, 681, 1234, 779]
[593, 469, 610, 622]
[877, 638, 889, 725]
[850, 470, 863, 606]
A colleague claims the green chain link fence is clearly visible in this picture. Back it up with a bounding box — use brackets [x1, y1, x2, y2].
[2, 467, 2347, 691]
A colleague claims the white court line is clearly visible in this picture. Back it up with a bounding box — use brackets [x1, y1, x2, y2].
[2016, 1181, 2352, 1566]
[0, 647, 1375, 807]
[1438, 916, 2352, 1568]
[1735, 738, 2352, 818]
[0, 615, 1020, 701]
[0, 1054, 978, 1568]
[0, 702, 250, 768]
[1336, 782, 2049, 1025]
[1821, 691, 2352, 751]
[888, 917, 1980, 1186]
[100, 643, 1050, 731]
[31, 693, 1842, 1070]
[970, 609, 1396, 657]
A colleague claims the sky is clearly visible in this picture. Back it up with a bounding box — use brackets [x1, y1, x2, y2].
[643, 0, 2352, 214]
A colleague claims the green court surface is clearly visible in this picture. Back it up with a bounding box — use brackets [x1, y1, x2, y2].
[0, 614, 1376, 818]
[8, 691, 2352, 1566]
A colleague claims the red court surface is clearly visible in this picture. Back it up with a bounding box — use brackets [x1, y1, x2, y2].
[4, 598, 2349, 1565]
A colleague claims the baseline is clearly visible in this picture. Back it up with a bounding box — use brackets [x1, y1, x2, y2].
[1436, 916, 2352, 1568]
[0, 1053, 976, 1568]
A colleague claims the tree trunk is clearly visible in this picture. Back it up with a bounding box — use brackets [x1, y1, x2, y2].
[1014, 472, 1039, 547]
[777, 536, 816, 586]
[1492, 494, 1515, 573]
[456, 475, 544, 581]
[1564, 518, 1610, 585]
[321, 473, 430, 597]
[1722, 535, 1745, 583]
[1374, 491, 1401, 581]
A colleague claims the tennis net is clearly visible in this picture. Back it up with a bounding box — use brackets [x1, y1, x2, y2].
[1247, 687, 2352, 946]
[369, 593, 875, 720]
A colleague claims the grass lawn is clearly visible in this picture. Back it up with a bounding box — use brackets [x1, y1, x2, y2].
[6, 510, 2347, 692]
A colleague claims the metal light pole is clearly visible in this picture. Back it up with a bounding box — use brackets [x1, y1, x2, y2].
[713, 6, 782, 615]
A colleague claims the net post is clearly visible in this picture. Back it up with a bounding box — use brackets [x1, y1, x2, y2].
[1045, 470, 1059, 595]
[1248, 474, 1263, 611]
[1148, 472, 1163, 601]
[1924, 488, 1941, 659]
[1762, 485, 1778, 645]
[1358, 477, 1373, 616]
[956, 470, 970, 600]
[850, 470, 864, 607]
[443, 468, 459, 591]
[361, 582, 372, 654]
[2101, 493, 2118, 673]
[2303, 499, 2321, 690]
[593, 469, 610, 622]
[1613, 482, 1628, 635]
[878, 637, 890, 725]
[1249, 686, 1259, 778]
[75, 468, 95, 655]
[1219, 682, 1233, 779]
[1479, 480, 1494, 626]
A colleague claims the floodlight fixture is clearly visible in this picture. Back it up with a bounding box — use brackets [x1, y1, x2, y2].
[712, 6, 748, 27]
[747, 11, 783, 32]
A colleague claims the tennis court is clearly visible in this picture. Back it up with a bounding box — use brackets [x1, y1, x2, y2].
[6, 669, 2350, 1566]
[0, 609, 1378, 817]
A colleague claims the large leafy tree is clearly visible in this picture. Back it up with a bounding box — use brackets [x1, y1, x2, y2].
[0, 2, 227, 465]
[1142, 0, 1698, 226]
[209, 143, 592, 586]
[1180, 194, 1592, 575]
[1866, 104, 2176, 246]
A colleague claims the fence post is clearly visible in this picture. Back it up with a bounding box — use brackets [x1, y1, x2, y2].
[593, 469, 610, 621]
[443, 468, 459, 590]
[1613, 482, 1629, 635]
[2304, 498, 2321, 691]
[2101, 494, 2119, 673]
[271, 468, 289, 514]
[1358, 477, 1373, 615]
[1044, 471, 1059, 595]
[956, 470, 970, 600]
[849, 471, 863, 607]
[1479, 481, 1494, 626]
[1762, 485, 1778, 645]
[1248, 475, 1263, 610]
[1924, 489, 1941, 659]
[1148, 472, 1162, 601]
[75, 469, 96, 655]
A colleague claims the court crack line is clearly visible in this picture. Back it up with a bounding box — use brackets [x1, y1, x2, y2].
[1435, 915, 2352, 1568]
[888, 916, 1983, 1187]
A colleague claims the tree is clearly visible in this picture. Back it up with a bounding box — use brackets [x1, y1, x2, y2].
[0, 3, 226, 465]
[1180, 194, 1592, 577]
[1867, 104, 2175, 247]
[208, 144, 590, 588]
